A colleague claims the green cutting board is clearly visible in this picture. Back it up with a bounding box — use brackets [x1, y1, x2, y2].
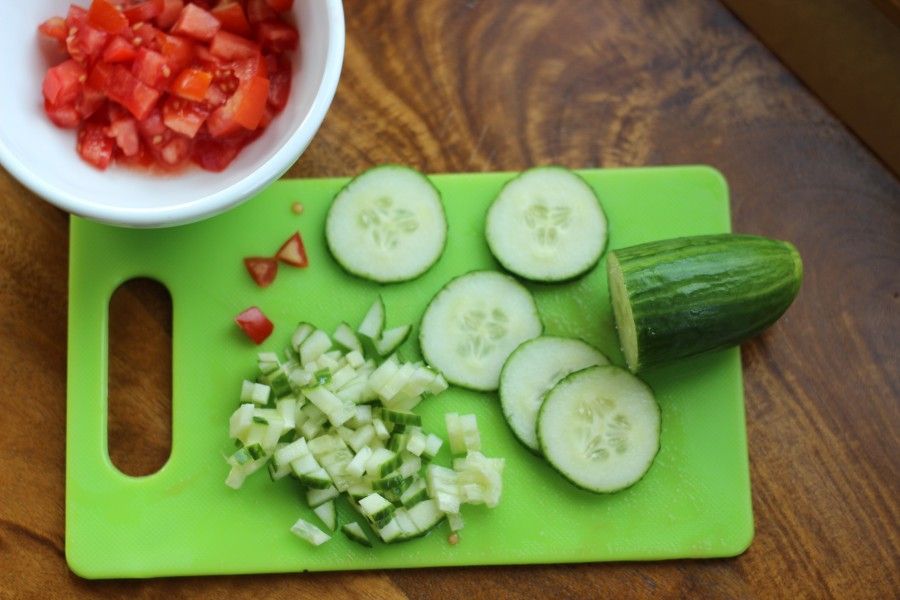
[67, 166, 753, 579]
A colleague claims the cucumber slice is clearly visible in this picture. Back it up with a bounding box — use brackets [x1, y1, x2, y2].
[485, 167, 608, 282]
[341, 522, 373, 547]
[375, 324, 412, 356]
[607, 234, 803, 372]
[326, 166, 448, 283]
[357, 296, 386, 341]
[419, 271, 542, 391]
[306, 485, 340, 508]
[538, 365, 660, 493]
[333, 322, 362, 354]
[313, 500, 337, 531]
[499, 336, 609, 452]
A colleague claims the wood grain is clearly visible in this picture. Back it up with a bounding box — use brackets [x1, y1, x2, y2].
[1, 0, 898, 598]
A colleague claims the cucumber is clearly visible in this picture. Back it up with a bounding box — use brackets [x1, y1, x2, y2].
[537, 365, 660, 493]
[341, 522, 373, 547]
[499, 337, 609, 452]
[485, 167, 608, 282]
[607, 234, 803, 372]
[419, 271, 542, 391]
[290, 518, 331, 546]
[326, 166, 448, 283]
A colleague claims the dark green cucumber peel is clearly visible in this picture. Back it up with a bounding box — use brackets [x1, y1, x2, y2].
[607, 234, 803, 372]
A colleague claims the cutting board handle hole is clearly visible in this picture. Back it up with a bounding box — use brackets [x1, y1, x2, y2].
[107, 278, 172, 477]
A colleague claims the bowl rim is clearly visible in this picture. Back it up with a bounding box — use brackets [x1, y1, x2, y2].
[0, 0, 345, 228]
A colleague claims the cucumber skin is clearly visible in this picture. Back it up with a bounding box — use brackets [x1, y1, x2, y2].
[608, 234, 803, 372]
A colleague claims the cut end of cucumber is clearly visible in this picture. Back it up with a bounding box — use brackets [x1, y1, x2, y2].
[606, 252, 639, 373]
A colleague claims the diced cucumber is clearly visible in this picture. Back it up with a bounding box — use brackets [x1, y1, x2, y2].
[499, 336, 609, 452]
[333, 322, 363, 354]
[276, 398, 298, 430]
[346, 446, 373, 478]
[291, 518, 331, 546]
[445, 413, 480, 454]
[306, 485, 340, 508]
[407, 499, 445, 533]
[485, 167, 608, 282]
[291, 322, 315, 353]
[229, 403, 255, 439]
[348, 424, 376, 453]
[313, 500, 337, 531]
[400, 477, 429, 508]
[275, 437, 311, 466]
[366, 355, 399, 395]
[341, 522, 373, 547]
[300, 330, 332, 367]
[422, 433, 443, 461]
[241, 380, 271, 405]
[378, 363, 417, 403]
[359, 493, 396, 526]
[375, 324, 412, 356]
[453, 451, 505, 508]
[447, 511, 464, 532]
[346, 350, 365, 368]
[372, 418, 390, 441]
[365, 448, 401, 477]
[538, 365, 660, 493]
[326, 166, 448, 283]
[382, 409, 422, 427]
[357, 296, 386, 341]
[419, 271, 542, 391]
[298, 467, 334, 490]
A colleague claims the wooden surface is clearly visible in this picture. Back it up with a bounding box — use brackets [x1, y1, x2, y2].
[1, 0, 897, 597]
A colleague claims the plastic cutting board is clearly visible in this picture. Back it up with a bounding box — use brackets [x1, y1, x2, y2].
[67, 166, 753, 578]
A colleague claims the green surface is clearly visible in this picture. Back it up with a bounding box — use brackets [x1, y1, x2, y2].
[67, 166, 753, 579]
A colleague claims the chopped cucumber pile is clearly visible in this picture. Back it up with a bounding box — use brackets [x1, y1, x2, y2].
[225, 298, 505, 547]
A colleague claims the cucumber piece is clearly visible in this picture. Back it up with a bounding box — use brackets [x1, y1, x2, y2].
[326, 166, 448, 283]
[313, 500, 337, 531]
[229, 403, 254, 439]
[300, 330, 333, 367]
[607, 234, 803, 372]
[359, 493, 396, 526]
[357, 296, 386, 341]
[382, 409, 422, 427]
[291, 322, 315, 353]
[290, 518, 331, 546]
[419, 271, 542, 391]
[485, 167, 608, 282]
[499, 336, 609, 452]
[444, 413, 480, 455]
[333, 322, 363, 354]
[341, 522, 373, 547]
[400, 478, 429, 508]
[407, 498, 445, 533]
[538, 365, 660, 493]
[375, 324, 412, 356]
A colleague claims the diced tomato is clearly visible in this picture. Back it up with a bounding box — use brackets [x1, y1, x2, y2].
[42, 60, 86, 107]
[191, 135, 240, 171]
[234, 306, 274, 344]
[231, 54, 268, 83]
[257, 104, 275, 129]
[106, 65, 161, 119]
[106, 116, 141, 156]
[67, 24, 110, 64]
[212, 2, 251, 36]
[243, 257, 278, 287]
[255, 20, 299, 53]
[122, 0, 164, 24]
[77, 121, 115, 169]
[209, 30, 259, 60]
[233, 76, 269, 129]
[132, 47, 170, 88]
[171, 3, 220, 41]
[38, 17, 69, 42]
[158, 133, 192, 166]
[131, 21, 163, 50]
[155, 0, 184, 28]
[44, 100, 82, 129]
[157, 33, 196, 73]
[77, 86, 107, 119]
[103, 36, 138, 62]
[246, 0, 276, 25]
[265, 0, 294, 12]
[138, 106, 167, 138]
[88, 0, 130, 34]
[170, 67, 212, 101]
[162, 96, 209, 137]
[203, 82, 227, 108]
[66, 5, 89, 29]
[265, 54, 291, 110]
[275, 232, 308, 268]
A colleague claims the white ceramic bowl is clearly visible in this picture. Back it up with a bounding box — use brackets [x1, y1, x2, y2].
[0, 1, 344, 228]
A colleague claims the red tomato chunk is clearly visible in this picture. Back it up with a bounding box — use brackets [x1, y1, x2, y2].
[37, 0, 298, 172]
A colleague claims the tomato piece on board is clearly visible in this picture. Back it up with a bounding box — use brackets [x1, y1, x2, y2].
[170, 67, 212, 102]
[162, 96, 209, 138]
[132, 48, 171, 89]
[235, 306, 274, 344]
[275, 233, 308, 268]
[256, 20, 299, 52]
[244, 257, 279, 287]
[77, 121, 115, 170]
[44, 100, 82, 129]
[171, 3, 221, 41]
[122, 0, 164, 24]
[265, 0, 294, 12]
[103, 36, 139, 63]
[212, 2, 251, 36]
[42, 60, 86, 107]
[155, 0, 184, 29]
[38, 17, 69, 42]
[106, 65, 161, 120]
[209, 30, 260, 61]
[88, 0, 130, 34]
[265, 54, 292, 110]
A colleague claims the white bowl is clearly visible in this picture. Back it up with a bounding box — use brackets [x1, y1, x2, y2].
[0, 0, 344, 228]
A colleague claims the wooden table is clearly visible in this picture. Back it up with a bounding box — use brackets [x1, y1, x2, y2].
[1, 0, 897, 597]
